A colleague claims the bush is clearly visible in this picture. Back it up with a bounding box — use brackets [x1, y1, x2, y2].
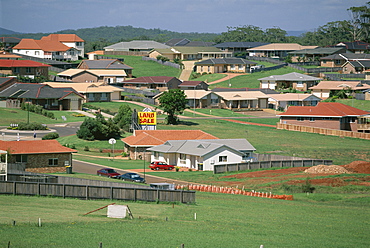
[84, 146, 90, 151]
[42, 132, 59, 140]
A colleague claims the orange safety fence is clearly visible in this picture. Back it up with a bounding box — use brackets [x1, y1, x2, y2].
[176, 184, 293, 201]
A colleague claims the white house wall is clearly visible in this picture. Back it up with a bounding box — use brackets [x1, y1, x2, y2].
[202, 147, 243, 171]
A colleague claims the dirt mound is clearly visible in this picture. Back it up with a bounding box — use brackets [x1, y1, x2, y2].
[304, 165, 351, 174]
[341, 161, 370, 174]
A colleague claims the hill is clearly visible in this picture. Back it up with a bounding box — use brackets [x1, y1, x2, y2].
[0, 27, 20, 35]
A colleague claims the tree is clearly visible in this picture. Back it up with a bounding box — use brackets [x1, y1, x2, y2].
[158, 89, 188, 125]
[113, 104, 133, 131]
[77, 115, 120, 141]
[348, 2, 370, 42]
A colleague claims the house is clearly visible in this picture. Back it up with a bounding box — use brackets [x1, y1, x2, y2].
[165, 38, 214, 47]
[147, 139, 256, 171]
[309, 81, 370, 99]
[0, 77, 17, 92]
[149, 46, 232, 61]
[121, 129, 218, 160]
[44, 82, 124, 102]
[121, 76, 182, 91]
[212, 90, 269, 109]
[278, 102, 369, 132]
[77, 59, 133, 78]
[288, 47, 347, 62]
[195, 58, 257, 73]
[0, 60, 51, 78]
[0, 140, 77, 169]
[182, 90, 221, 108]
[258, 72, 322, 91]
[104, 40, 170, 53]
[267, 93, 322, 110]
[0, 52, 22, 60]
[12, 34, 84, 61]
[57, 69, 127, 84]
[247, 43, 318, 58]
[335, 41, 370, 54]
[342, 60, 370, 74]
[179, 81, 209, 91]
[41, 34, 85, 57]
[0, 37, 21, 51]
[214, 42, 269, 56]
[320, 53, 370, 68]
[0, 82, 84, 110]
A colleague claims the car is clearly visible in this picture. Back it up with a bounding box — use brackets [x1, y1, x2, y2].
[149, 161, 175, 170]
[117, 173, 146, 183]
[96, 168, 120, 178]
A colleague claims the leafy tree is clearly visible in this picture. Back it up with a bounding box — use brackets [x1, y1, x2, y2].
[77, 115, 120, 141]
[347, 2, 370, 42]
[77, 117, 100, 141]
[158, 89, 188, 125]
[113, 104, 133, 131]
[265, 27, 288, 43]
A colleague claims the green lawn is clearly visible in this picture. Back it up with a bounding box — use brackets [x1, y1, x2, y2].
[209, 66, 304, 89]
[1, 193, 369, 247]
[190, 73, 227, 82]
[335, 99, 370, 111]
[98, 55, 181, 78]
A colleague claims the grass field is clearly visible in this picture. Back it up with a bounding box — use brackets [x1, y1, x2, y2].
[1, 193, 369, 248]
[209, 66, 303, 89]
[99, 55, 181, 78]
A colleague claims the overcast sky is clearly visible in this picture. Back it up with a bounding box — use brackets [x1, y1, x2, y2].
[0, 0, 367, 34]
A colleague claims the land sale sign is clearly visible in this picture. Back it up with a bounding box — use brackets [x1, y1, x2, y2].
[138, 112, 156, 125]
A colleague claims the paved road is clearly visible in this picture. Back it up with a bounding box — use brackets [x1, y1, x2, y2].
[72, 159, 192, 185]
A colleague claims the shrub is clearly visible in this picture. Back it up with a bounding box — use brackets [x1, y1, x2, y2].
[42, 132, 59, 140]
[84, 146, 90, 151]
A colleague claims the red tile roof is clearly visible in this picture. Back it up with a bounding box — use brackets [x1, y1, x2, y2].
[122, 130, 218, 146]
[278, 102, 369, 117]
[41, 34, 84, 42]
[0, 60, 51, 67]
[0, 140, 77, 154]
[13, 38, 73, 52]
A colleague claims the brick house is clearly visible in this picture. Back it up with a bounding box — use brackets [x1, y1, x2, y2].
[0, 60, 50, 78]
[195, 58, 256, 73]
[278, 102, 369, 132]
[0, 140, 77, 169]
[121, 130, 218, 160]
[121, 76, 182, 92]
[57, 69, 127, 84]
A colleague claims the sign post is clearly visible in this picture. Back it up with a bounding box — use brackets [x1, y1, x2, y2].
[108, 138, 116, 159]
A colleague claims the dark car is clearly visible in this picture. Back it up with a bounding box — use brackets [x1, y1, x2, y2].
[97, 168, 120, 178]
[117, 173, 146, 183]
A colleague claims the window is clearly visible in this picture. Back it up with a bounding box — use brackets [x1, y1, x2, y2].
[49, 158, 58, 166]
[16, 155, 27, 163]
[26, 67, 32, 74]
[219, 156, 227, 162]
[230, 64, 235, 70]
[35, 51, 40, 55]
[297, 117, 304, 121]
[154, 152, 159, 160]
[180, 153, 186, 164]
[238, 65, 243, 70]
[309, 117, 315, 122]
[76, 42, 82, 46]
[14, 67, 20, 74]
[296, 81, 303, 87]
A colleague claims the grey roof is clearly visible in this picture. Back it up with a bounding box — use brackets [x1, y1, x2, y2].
[335, 41, 370, 51]
[147, 139, 255, 157]
[165, 38, 191, 46]
[195, 58, 256, 65]
[215, 42, 270, 49]
[346, 60, 370, 68]
[104, 40, 170, 50]
[0, 83, 82, 99]
[258, 72, 322, 82]
[80, 59, 133, 70]
[321, 53, 370, 60]
[288, 47, 346, 55]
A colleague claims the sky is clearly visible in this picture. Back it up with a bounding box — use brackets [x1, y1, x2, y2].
[0, 0, 368, 34]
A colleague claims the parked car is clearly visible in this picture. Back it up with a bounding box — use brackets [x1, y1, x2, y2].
[117, 173, 146, 183]
[97, 168, 120, 178]
[149, 161, 175, 170]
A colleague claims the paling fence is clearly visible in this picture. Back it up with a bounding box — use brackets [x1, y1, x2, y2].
[0, 181, 196, 203]
[213, 159, 332, 174]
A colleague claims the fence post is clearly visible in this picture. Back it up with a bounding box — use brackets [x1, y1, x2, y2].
[13, 181, 16, 195]
[110, 187, 113, 200]
[63, 184, 65, 198]
[180, 190, 184, 203]
[86, 186, 89, 200]
[37, 183, 40, 196]
[134, 188, 137, 202]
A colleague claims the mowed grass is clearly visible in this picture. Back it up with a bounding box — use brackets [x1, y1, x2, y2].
[209, 66, 303, 89]
[0, 193, 369, 248]
[99, 54, 181, 78]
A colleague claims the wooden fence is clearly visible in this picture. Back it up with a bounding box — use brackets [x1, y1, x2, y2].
[213, 159, 332, 174]
[277, 123, 370, 140]
[0, 181, 196, 203]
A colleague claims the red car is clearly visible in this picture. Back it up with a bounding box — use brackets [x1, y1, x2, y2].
[149, 161, 175, 170]
[97, 168, 120, 178]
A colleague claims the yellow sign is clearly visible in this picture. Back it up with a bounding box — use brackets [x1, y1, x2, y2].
[138, 112, 156, 125]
